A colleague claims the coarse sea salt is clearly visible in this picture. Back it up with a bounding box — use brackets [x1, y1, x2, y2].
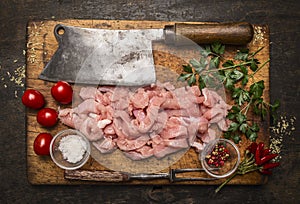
[58, 135, 87, 163]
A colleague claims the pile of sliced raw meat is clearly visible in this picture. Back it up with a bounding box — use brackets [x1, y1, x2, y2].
[59, 82, 231, 160]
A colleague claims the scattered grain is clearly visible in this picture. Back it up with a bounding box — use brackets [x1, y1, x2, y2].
[270, 115, 296, 162]
[12, 65, 26, 87]
[1, 62, 26, 96]
[27, 22, 45, 64]
[253, 26, 266, 45]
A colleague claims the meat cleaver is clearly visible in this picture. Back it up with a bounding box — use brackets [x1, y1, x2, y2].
[39, 22, 253, 86]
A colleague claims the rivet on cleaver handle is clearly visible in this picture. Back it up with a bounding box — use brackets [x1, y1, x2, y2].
[165, 22, 254, 45]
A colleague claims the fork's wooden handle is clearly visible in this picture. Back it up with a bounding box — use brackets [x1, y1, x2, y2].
[165, 22, 254, 45]
[64, 170, 130, 182]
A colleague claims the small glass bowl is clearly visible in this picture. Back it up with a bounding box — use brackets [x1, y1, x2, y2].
[200, 138, 240, 178]
[50, 129, 91, 170]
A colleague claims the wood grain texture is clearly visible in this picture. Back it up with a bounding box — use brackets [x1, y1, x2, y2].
[26, 19, 269, 185]
[172, 22, 254, 45]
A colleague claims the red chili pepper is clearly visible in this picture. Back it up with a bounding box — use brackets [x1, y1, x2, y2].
[246, 142, 258, 154]
[262, 148, 271, 157]
[258, 142, 264, 157]
[258, 153, 278, 165]
[263, 162, 280, 170]
[261, 169, 272, 175]
[255, 145, 262, 165]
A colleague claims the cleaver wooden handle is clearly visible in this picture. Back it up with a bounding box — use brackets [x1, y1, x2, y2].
[64, 169, 130, 182]
[165, 22, 254, 45]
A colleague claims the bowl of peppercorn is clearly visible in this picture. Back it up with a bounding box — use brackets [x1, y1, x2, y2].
[200, 138, 241, 178]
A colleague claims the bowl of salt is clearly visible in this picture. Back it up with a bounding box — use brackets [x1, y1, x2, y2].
[50, 129, 91, 170]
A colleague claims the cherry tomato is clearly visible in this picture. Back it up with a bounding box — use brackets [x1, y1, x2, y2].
[37, 108, 58, 127]
[22, 89, 45, 109]
[33, 133, 53, 155]
[51, 81, 73, 104]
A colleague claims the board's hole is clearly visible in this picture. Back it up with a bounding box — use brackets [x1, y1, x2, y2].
[56, 27, 65, 36]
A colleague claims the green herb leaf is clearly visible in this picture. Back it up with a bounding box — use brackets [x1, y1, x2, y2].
[270, 100, 280, 124]
[253, 98, 269, 119]
[227, 112, 236, 120]
[222, 60, 234, 67]
[232, 88, 250, 106]
[236, 112, 247, 123]
[211, 42, 225, 55]
[223, 71, 234, 90]
[239, 123, 248, 133]
[231, 106, 241, 113]
[198, 76, 206, 89]
[183, 64, 193, 73]
[242, 76, 249, 86]
[210, 56, 220, 68]
[187, 74, 196, 86]
[253, 98, 263, 115]
[178, 73, 192, 82]
[232, 134, 241, 143]
[250, 61, 258, 71]
[247, 130, 258, 141]
[240, 65, 248, 75]
[250, 123, 260, 132]
[200, 46, 211, 57]
[223, 132, 231, 139]
[250, 80, 265, 99]
[190, 59, 201, 68]
[219, 44, 225, 55]
[271, 99, 280, 112]
[234, 48, 249, 61]
[202, 74, 212, 87]
[231, 70, 244, 81]
[249, 59, 260, 71]
[195, 57, 208, 73]
[228, 122, 239, 132]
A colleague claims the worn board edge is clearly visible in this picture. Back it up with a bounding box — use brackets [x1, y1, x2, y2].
[25, 19, 270, 185]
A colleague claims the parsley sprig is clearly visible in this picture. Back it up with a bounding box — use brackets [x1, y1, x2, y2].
[178, 42, 279, 143]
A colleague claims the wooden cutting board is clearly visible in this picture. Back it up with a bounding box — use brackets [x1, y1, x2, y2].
[26, 20, 270, 185]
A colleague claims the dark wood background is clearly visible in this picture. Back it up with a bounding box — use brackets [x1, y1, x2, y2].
[0, 0, 299, 203]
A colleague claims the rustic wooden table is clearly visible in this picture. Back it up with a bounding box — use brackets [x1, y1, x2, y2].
[1, 0, 299, 203]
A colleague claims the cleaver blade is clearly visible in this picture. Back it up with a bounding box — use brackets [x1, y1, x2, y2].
[39, 24, 165, 86]
[39, 22, 254, 85]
